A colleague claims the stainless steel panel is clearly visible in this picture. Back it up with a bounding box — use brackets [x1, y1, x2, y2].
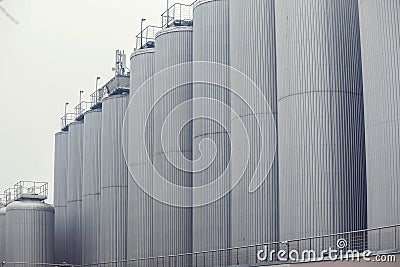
[153, 27, 193, 260]
[6, 199, 55, 265]
[82, 110, 102, 265]
[127, 49, 155, 263]
[99, 94, 129, 266]
[229, 0, 279, 249]
[54, 131, 68, 264]
[66, 121, 84, 264]
[192, 0, 231, 258]
[0, 207, 6, 261]
[275, 0, 367, 242]
[359, 0, 400, 229]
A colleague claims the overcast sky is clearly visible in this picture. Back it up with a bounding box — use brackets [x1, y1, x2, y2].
[0, 0, 185, 203]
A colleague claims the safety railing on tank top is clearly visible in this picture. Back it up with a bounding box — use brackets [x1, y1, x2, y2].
[3, 188, 16, 205]
[13, 181, 48, 201]
[135, 25, 162, 51]
[2, 224, 399, 267]
[60, 113, 75, 130]
[161, 2, 195, 29]
[0, 194, 6, 208]
[74, 101, 94, 121]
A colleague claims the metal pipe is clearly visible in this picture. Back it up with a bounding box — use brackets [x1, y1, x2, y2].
[95, 77, 101, 103]
[64, 102, 69, 127]
[141, 18, 146, 48]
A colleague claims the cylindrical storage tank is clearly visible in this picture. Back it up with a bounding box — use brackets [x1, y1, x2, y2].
[99, 94, 129, 266]
[275, 0, 367, 244]
[53, 131, 68, 264]
[358, 0, 400, 251]
[229, 0, 279, 255]
[359, 0, 400, 227]
[82, 109, 102, 265]
[0, 207, 6, 262]
[66, 121, 84, 265]
[153, 26, 193, 261]
[192, 0, 231, 261]
[6, 198, 55, 265]
[127, 48, 155, 263]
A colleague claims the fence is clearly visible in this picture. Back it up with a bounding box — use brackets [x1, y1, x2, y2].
[1, 224, 399, 267]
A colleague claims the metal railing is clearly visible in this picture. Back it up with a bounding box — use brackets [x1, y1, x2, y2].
[14, 181, 48, 201]
[161, 2, 194, 28]
[74, 101, 94, 120]
[3, 188, 16, 205]
[1, 224, 398, 267]
[135, 25, 162, 51]
[60, 113, 75, 130]
[0, 193, 6, 207]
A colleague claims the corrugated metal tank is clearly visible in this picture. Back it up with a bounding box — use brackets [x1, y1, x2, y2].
[5, 198, 55, 265]
[0, 207, 6, 261]
[192, 0, 231, 258]
[66, 121, 84, 265]
[99, 94, 129, 266]
[82, 109, 102, 265]
[358, 0, 400, 229]
[127, 48, 155, 262]
[229, 0, 279, 250]
[153, 26, 193, 259]
[275, 0, 367, 242]
[53, 131, 68, 263]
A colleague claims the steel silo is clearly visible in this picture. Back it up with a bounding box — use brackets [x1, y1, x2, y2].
[229, 0, 279, 252]
[66, 121, 84, 265]
[99, 94, 129, 266]
[127, 48, 155, 262]
[82, 109, 102, 265]
[53, 131, 68, 264]
[358, 0, 400, 229]
[0, 206, 5, 262]
[6, 196, 54, 265]
[153, 26, 193, 260]
[192, 0, 231, 260]
[275, 0, 367, 244]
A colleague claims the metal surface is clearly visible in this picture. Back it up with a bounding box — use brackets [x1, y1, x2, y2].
[54, 132, 69, 264]
[153, 26, 193, 260]
[127, 48, 155, 262]
[66, 121, 84, 265]
[192, 0, 231, 260]
[358, 0, 400, 230]
[5, 198, 55, 265]
[82, 110, 102, 265]
[0, 206, 6, 261]
[275, 0, 367, 242]
[229, 0, 279, 249]
[99, 94, 129, 266]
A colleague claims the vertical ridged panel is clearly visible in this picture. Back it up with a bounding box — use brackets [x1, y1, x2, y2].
[192, 0, 231, 258]
[127, 49, 155, 263]
[153, 27, 193, 259]
[275, 0, 367, 241]
[99, 95, 129, 266]
[53, 132, 68, 263]
[66, 122, 84, 264]
[229, 0, 279, 248]
[0, 207, 6, 261]
[358, 0, 400, 229]
[82, 110, 102, 265]
[6, 200, 55, 265]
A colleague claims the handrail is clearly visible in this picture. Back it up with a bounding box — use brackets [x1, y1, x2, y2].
[135, 25, 162, 50]
[161, 2, 194, 28]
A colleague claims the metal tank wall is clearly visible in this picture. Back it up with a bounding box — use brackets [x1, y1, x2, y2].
[153, 27, 193, 259]
[99, 94, 129, 266]
[82, 109, 102, 265]
[192, 0, 231, 258]
[6, 198, 55, 265]
[229, 0, 279, 249]
[66, 121, 84, 265]
[275, 0, 367, 242]
[53, 131, 68, 263]
[358, 0, 400, 229]
[127, 49, 155, 262]
[0, 207, 5, 261]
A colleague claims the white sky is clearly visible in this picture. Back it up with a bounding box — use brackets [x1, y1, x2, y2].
[0, 0, 186, 204]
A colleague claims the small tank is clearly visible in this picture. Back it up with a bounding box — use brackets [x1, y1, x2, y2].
[5, 182, 54, 266]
